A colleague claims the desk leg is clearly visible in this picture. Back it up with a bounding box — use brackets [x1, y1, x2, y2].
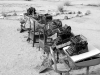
[86, 66, 89, 75]
[33, 21, 35, 47]
[39, 32, 40, 51]
[27, 31, 30, 42]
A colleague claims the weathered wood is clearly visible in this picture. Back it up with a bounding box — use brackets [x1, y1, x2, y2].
[56, 41, 71, 49]
[39, 31, 40, 51]
[33, 20, 35, 47]
[86, 66, 89, 75]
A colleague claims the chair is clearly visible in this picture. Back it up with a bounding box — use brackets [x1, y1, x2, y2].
[27, 16, 53, 48]
[27, 17, 42, 47]
[38, 32, 53, 52]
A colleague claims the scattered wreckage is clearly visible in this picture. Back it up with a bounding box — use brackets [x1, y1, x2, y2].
[19, 7, 100, 75]
[38, 28, 100, 75]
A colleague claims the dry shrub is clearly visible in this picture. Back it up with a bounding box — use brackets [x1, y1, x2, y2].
[58, 6, 64, 13]
[68, 11, 73, 14]
[85, 10, 91, 15]
[13, 11, 17, 16]
[1, 12, 7, 17]
[13, 13, 17, 16]
[64, 1, 71, 6]
[64, 16, 68, 20]
[87, 4, 100, 7]
[25, 0, 32, 1]
[77, 11, 82, 14]
[76, 13, 83, 17]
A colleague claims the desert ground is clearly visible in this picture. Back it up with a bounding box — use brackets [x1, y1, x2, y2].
[0, 0, 100, 75]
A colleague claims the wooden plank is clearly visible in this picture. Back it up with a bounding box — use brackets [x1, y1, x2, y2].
[56, 41, 71, 49]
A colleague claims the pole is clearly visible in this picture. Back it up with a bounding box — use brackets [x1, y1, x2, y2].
[33, 20, 35, 47]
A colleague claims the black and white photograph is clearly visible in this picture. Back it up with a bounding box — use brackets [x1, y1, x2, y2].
[0, 0, 100, 75]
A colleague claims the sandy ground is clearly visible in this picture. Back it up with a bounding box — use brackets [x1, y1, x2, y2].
[0, 0, 100, 75]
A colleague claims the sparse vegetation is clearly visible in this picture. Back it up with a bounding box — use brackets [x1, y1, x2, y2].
[77, 11, 82, 14]
[1, 12, 7, 17]
[64, 16, 68, 20]
[58, 6, 64, 13]
[85, 10, 91, 15]
[87, 4, 100, 7]
[64, 1, 71, 6]
[25, 0, 32, 1]
[13, 11, 17, 16]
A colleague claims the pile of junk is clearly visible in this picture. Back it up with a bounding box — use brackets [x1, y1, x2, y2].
[19, 7, 100, 75]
